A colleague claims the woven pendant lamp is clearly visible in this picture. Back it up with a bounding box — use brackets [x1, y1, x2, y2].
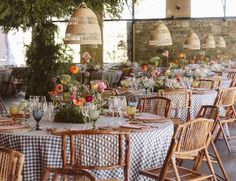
[149, 21, 172, 47]
[183, 30, 200, 50]
[202, 35, 215, 49]
[215, 36, 226, 48]
[64, 2, 102, 45]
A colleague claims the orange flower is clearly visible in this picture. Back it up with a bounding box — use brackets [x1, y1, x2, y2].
[69, 65, 79, 75]
[48, 91, 57, 96]
[179, 53, 185, 58]
[141, 64, 148, 72]
[55, 84, 63, 93]
[73, 98, 86, 106]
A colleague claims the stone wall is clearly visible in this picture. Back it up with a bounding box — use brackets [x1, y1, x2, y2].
[134, 18, 236, 64]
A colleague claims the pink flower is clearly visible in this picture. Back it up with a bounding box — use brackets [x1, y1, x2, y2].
[84, 71, 90, 78]
[162, 50, 169, 57]
[97, 82, 107, 92]
[69, 95, 76, 101]
[82, 52, 91, 64]
[52, 77, 57, 83]
[85, 95, 93, 102]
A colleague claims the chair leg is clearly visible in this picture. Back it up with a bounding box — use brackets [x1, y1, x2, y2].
[204, 148, 217, 181]
[171, 156, 181, 181]
[219, 122, 232, 152]
[210, 141, 230, 181]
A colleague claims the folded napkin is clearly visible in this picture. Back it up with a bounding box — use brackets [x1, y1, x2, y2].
[120, 123, 153, 130]
[0, 124, 31, 133]
[134, 113, 166, 123]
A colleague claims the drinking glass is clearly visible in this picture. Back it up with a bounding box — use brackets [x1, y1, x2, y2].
[108, 97, 118, 119]
[10, 104, 20, 122]
[127, 101, 137, 122]
[20, 100, 29, 124]
[32, 102, 44, 130]
[117, 96, 127, 118]
[82, 103, 91, 129]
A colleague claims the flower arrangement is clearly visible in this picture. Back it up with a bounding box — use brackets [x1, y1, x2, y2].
[49, 65, 106, 123]
[81, 52, 91, 64]
[149, 56, 160, 66]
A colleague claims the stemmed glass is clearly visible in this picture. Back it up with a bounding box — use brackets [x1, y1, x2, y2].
[127, 102, 137, 122]
[20, 100, 29, 124]
[117, 96, 127, 118]
[45, 102, 55, 122]
[108, 97, 118, 119]
[82, 103, 90, 129]
[32, 102, 44, 130]
[10, 104, 20, 123]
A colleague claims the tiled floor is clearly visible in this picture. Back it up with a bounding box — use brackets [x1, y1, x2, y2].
[1, 92, 236, 180]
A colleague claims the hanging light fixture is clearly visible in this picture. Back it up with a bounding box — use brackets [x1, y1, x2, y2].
[183, 30, 200, 50]
[64, 2, 102, 45]
[215, 36, 226, 48]
[202, 35, 215, 49]
[149, 21, 173, 47]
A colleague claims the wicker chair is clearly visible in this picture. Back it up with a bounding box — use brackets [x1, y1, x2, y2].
[137, 96, 171, 118]
[0, 97, 7, 116]
[0, 147, 25, 181]
[197, 79, 215, 89]
[196, 105, 229, 181]
[139, 118, 217, 181]
[229, 76, 236, 87]
[159, 89, 192, 125]
[227, 71, 236, 79]
[61, 130, 130, 181]
[41, 168, 96, 181]
[213, 87, 236, 152]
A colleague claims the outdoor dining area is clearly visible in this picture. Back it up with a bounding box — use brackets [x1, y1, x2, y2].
[1, 0, 236, 181]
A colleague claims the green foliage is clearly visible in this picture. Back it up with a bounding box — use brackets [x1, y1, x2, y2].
[0, 0, 129, 98]
[25, 22, 73, 99]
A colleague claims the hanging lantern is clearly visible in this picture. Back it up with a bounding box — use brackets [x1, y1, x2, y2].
[202, 35, 215, 49]
[149, 21, 173, 47]
[215, 36, 226, 48]
[183, 30, 200, 50]
[64, 2, 102, 45]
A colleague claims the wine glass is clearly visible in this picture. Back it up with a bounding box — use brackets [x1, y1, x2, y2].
[82, 103, 90, 129]
[20, 100, 29, 124]
[127, 102, 137, 122]
[10, 104, 20, 122]
[108, 97, 118, 119]
[88, 105, 100, 129]
[32, 102, 44, 130]
[117, 96, 127, 118]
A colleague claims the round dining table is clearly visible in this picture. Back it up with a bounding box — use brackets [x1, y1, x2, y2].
[0, 116, 174, 181]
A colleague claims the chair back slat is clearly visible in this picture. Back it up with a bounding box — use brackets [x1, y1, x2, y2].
[198, 79, 214, 89]
[61, 130, 130, 181]
[42, 168, 96, 181]
[137, 96, 171, 118]
[174, 118, 213, 154]
[0, 147, 24, 181]
[214, 87, 236, 107]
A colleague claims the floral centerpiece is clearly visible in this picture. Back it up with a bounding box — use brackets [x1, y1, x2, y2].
[48, 65, 106, 123]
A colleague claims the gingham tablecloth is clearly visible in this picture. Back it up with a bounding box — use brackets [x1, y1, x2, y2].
[0, 117, 173, 181]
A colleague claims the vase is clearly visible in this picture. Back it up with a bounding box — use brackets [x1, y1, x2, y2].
[89, 109, 100, 129]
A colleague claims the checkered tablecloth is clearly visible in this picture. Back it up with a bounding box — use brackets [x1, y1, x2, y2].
[0, 117, 173, 181]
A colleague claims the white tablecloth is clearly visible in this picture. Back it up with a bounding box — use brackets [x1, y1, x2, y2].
[0, 117, 173, 181]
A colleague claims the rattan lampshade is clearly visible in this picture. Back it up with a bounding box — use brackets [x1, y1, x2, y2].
[149, 21, 173, 47]
[183, 30, 200, 50]
[215, 36, 226, 48]
[64, 2, 102, 45]
[202, 35, 215, 49]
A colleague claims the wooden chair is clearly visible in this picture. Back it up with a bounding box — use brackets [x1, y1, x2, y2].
[139, 118, 217, 181]
[0, 147, 25, 181]
[61, 130, 130, 181]
[41, 168, 96, 181]
[212, 71, 223, 76]
[229, 76, 236, 87]
[211, 76, 221, 89]
[196, 105, 229, 181]
[213, 87, 236, 152]
[159, 89, 192, 125]
[90, 80, 110, 89]
[137, 96, 171, 118]
[0, 97, 7, 116]
[227, 71, 236, 79]
[197, 79, 214, 89]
